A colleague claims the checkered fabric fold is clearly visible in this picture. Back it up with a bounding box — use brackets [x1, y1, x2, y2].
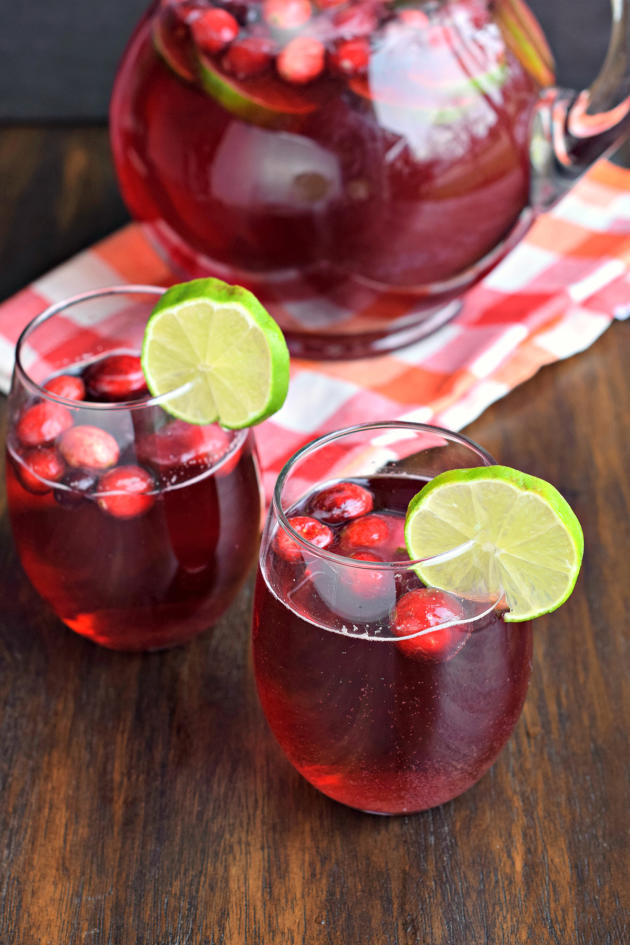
[1, 160, 628, 498]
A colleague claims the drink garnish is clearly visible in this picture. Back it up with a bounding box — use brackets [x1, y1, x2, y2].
[141, 277, 290, 427]
[274, 516, 334, 563]
[16, 402, 73, 447]
[59, 426, 120, 470]
[43, 374, 86, 401]
[392, 588, 469, 661]
[494, 0, 555, 87]
[308, 480, 374, 523]
[197, 48, 320, 125]
[96, 466, 156, 520]
[404, 466, 583, 622]
[84, 353, 147, 401]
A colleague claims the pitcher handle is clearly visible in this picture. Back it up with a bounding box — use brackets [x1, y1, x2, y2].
[529, 0, 630, 210]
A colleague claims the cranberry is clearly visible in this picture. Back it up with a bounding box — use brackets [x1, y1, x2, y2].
[97, 465, 156, 520]
[329, 37, 370, 76]
[16, 402, 73, 448]
[191, 8, 239, 54]
[223, 36, 274, 78]
[43, 374, 86, 401]
[340, 513, 390, 552]
[16, 447, 65, 495]
[314, 0, 345, 8]
[274, 515, 334, 563]
[277, 35, 325, 83]
[58, 426, 120, 470]
[83, 354, 147, 402]
[342, 513, 406, 561]
[137, 420, 231, 472]
[398, 8, 430, 28]
[263, 0, 312, 30]
[54, 468, 99, 508]
[309, 481, 374, 524]
[391, 588, 469, 661]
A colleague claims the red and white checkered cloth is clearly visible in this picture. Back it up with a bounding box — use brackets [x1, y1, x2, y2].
[1, 160, 628, 498]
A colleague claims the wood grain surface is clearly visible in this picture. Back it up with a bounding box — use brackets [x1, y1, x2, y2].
[0, 126, 628, 945]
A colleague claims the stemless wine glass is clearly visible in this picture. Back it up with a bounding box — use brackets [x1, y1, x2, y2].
[253, 422, 532, 814]
[5, 286, 262, 651]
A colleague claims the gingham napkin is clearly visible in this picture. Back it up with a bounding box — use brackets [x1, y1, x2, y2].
[1, 160, 628, 498]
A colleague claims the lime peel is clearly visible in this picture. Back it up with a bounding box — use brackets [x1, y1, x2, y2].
[404, 465, 584, 622]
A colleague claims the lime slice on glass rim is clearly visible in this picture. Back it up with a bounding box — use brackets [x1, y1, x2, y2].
[141, 277, 290, 427]
[404, 466, 584, 622]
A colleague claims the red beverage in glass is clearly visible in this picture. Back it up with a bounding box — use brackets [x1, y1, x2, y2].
[253, 424, 532, 813]
[6, 287, 262, 651]
[110, 0, 550, 357]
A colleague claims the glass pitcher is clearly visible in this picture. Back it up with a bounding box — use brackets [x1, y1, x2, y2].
[110, 0, 630, 358]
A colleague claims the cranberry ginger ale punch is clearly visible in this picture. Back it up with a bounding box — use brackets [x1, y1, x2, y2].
[6, 280, 290, 651]
[253, 422, 583, 814]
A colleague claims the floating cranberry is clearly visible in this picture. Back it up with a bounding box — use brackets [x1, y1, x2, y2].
[97, 465, 156, 520]
[191, 7, 239, 53]
[274, 515, 334, 563]
[398, 8, 430, 29]
[392, 588, 469, 661]
[43, 374, 86, 401]
[83, 354, 147, 402]
[16, 447, 65, 495]
[340, 513, 390, 551]
[277, 35, 325, 83]
[341, 512, 406, 561]
[329, 37, 370, 76]
[54, 468, 98, 508]
[263, 0, 312, 30]
[59, 425, 120, 470]
[16, 401, 73, 448]
[309, 481, 374, 523]
[223, 36, 274, 78]
[314, 0, 345, 8]
[137, 419, 231, 472]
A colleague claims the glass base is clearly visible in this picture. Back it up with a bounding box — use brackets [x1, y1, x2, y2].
[283, 299, 462, 360]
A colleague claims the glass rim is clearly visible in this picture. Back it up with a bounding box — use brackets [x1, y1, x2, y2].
[13, 284, 197, 412]
[271, 420, 495, 572]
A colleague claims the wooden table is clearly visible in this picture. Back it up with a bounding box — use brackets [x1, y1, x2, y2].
[0, 127, 628, 945]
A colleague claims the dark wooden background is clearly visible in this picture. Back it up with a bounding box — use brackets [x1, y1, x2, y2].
[0, 128, 628, 944]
